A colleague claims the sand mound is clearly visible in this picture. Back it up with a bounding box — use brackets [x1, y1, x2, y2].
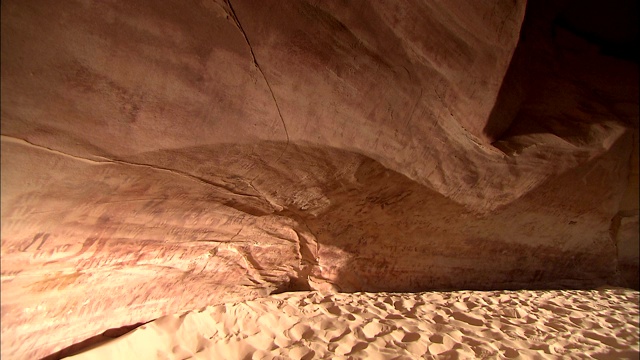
[66, 288, 639, 359]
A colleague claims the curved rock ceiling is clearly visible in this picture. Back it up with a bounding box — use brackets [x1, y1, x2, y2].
[1, 0, 638, 358]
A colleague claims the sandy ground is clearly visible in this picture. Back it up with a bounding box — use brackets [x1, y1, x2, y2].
[66, 288, 639, 359]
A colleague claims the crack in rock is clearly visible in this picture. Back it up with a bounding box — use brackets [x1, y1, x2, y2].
[225, 0, 290, 165]
[1, 134, 269, 205]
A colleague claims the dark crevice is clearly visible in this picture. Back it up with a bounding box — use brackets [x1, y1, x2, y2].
[485, 0, 638, 144]
[274, 209, 320, 292]
[552, 0, 639, 64]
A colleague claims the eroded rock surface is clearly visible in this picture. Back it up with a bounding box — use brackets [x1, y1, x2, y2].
[1, 0, 637, 358]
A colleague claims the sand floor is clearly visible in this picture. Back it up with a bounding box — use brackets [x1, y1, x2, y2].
[66, 288, 639, 359]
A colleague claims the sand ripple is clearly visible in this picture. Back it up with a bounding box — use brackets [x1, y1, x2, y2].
[66, 288, 639, 359]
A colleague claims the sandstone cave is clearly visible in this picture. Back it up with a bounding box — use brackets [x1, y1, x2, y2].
[1, 0, 638, 359]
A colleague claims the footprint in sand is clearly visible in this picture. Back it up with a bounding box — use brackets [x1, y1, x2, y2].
[321, 304, 341, 316]
[287, 323, 314, 343]
[428, 334, 456, 355]
[329, 327, 351, 343]
[361, 320, 387, 339]
[451, 311, 485, 326]
[452, 301, 469, 311]
[432, 314, 447, 324]
[501, 346, 519, 358]
[287, 345, 315, 360]
[345, 342, 369, 356]
[401, 332, 421, 342]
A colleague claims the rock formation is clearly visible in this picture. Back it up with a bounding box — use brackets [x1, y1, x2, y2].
[1, 0, 637, 358]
